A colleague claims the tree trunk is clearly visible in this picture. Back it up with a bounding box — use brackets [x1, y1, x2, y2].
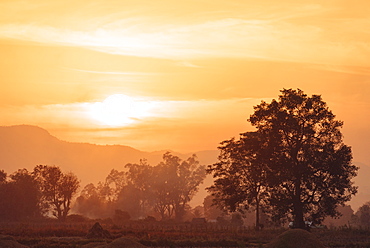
[158, 206, 166, 221]
[175, 203, 186, 222]
[293, 201, 305, 229]
[55, 204, 63, 221]
[293, 177, 305, 229]
[255, 196, 260, 231]
[61, 198, 70, 222]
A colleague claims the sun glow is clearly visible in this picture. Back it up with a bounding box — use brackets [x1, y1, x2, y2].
[89, 94, 154, 126]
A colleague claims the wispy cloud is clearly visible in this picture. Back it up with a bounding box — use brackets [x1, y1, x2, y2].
[62, 67, 157, 75]
[0, 16, 368, 67]
[0, 1, 369, 66]
[308, 64, 370, 76]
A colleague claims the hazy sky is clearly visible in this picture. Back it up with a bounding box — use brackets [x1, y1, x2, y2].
[1, 0, 369, 166]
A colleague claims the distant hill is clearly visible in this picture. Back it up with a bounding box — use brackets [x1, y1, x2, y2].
[0, 125, 219, 189]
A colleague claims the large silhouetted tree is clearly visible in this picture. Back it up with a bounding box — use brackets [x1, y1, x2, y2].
[250, 89, 357, 228]
[33, 165, 80, 221]
[209, 89, 358, 229]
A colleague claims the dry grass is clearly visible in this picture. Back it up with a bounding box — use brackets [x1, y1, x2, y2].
[0, 221, 370, 247]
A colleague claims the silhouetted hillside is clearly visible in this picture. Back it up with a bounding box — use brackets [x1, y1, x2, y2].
[0, 125, 218, 188]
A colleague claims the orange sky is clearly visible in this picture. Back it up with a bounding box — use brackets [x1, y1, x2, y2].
[0, 0, 369, 168]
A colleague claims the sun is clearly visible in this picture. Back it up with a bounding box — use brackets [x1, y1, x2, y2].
[89, 94, 153, 126]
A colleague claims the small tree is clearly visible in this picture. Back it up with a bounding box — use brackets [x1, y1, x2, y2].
[33, 165, 80, 221]
[75, 183, 106, 218]
[150, 152, 206, 221]
[170, 153, 207, 221]
[0, 170, 6, 184]
[354, 202, 370, 228]
[323, 205, 354, 227]
[0, 169, 41, 221]
[207, 131, 269, 230]
[203, 195, 225, 220]
[60, 172, 80, 220]
[105, 169, 127, 201]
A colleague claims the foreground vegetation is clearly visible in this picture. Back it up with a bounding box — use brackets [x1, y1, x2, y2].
[1, 220, 370, 247]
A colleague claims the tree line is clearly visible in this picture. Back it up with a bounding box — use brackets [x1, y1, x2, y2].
[74, 152, 206, 222]
[0, 152, 206, 222]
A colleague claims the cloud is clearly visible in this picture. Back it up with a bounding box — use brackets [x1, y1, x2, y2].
[176, 61, 201, 68]
[307, 64, 370, 76]
[0, 1, 370, 66]
[0, 103, 93, 128]
[62, 67, 157, 76]
[0, 16, 368, 67]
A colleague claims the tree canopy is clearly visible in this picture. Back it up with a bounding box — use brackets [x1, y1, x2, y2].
[0, 166, 81, 222]
[33, 165, 80, 221]
[0, 169, 41, 221]
[208, 89, 358, 229]
[75, 152, 206, 221]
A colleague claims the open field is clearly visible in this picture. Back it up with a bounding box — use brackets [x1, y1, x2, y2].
[1, 221, 370, 247]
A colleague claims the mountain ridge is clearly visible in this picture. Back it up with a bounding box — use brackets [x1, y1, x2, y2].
[0, 125, 219, 188]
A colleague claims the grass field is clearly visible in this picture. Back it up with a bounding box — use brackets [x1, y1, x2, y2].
[1, 221, 370, 247]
